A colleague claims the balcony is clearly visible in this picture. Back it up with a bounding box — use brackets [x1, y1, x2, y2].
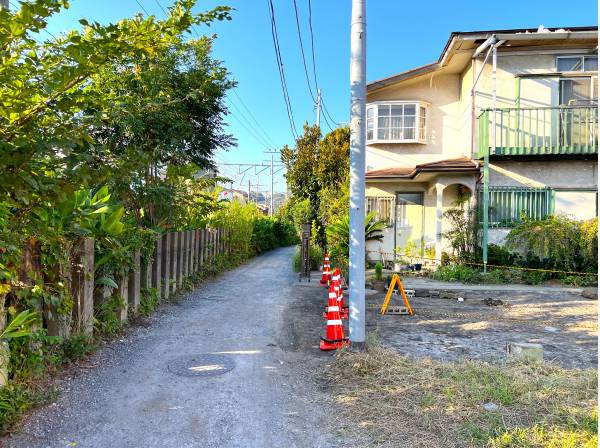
[477, 105, 598, 158]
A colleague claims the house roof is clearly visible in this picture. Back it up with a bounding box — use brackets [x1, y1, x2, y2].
[366, 157, 480, 179]
[368, 26, 598, 92]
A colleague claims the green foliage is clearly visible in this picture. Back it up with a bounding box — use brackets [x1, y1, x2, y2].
[139, 288, 160, 317]
[432, 264, 479, 283]
[0, 383, 48, 434]
[442, 198, 479, 262]
[251, 217, 298, 253]
[0, 310, 39, 340]
[94, 295, 124, 336]
[326, 211, 387, 260]
[292, 244, 322, 272]
[374, 262, 383, 281]
[506, 215, 598, 273]
[281, 126, 350, 247]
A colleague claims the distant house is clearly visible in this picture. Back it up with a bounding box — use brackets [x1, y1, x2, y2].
[365, 26, 598, 265]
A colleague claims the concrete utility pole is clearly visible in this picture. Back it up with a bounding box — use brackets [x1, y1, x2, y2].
[349, 0, 366, 345]
[315, 89, 322, 158]
[270, 153, 274, 216]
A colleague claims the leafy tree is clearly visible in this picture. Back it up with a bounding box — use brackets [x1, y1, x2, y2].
[281, 125, 350, 247]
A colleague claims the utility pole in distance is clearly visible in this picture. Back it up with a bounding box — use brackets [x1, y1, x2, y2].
[349, 0, 367, 346]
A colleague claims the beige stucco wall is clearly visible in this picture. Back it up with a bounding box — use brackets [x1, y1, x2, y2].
[365, 181, 473, 262]
[489, 160, 597, 189]
[366, 74, 467, 171]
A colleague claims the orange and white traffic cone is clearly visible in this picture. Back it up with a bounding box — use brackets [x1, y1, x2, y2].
[324, 268, 347, 319]
[320, 284, 350, 351]
[323, 282, 339, 318]
[337, 271, 349, 319]
[319, 253, 331, 285]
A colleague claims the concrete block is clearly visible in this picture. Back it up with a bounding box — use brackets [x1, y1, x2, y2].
[507, 342, 543, 362]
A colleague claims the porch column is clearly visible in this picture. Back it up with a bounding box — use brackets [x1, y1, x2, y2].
[435, 183, 444, 263]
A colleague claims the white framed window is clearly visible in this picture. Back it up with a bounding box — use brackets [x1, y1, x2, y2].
[556, 55, 598, 73]
[366, 101, 428, 144]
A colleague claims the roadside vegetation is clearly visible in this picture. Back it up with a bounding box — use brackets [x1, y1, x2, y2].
[328, 342, 598, 448]
[0, 0, 297, 434]
[433, 201, 597, 286]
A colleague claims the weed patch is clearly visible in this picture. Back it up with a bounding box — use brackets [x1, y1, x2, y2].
[327, 343, 597, 447]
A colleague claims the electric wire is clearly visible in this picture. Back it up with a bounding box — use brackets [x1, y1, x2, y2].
[133, 0, 151, 16]
[230, 89, 279, 149]
[292, 0, 316, 102]
[153, 0, 168, 16]
[227, 98, 275, 150]
[267, 0, 298, 140]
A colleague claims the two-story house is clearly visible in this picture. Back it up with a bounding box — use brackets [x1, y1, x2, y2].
[365, 26, 598, 267]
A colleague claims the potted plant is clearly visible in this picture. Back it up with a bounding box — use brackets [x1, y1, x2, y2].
[372, 262, 386, 292]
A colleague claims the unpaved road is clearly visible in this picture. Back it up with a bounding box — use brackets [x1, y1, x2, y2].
[6, 247, 338, 448]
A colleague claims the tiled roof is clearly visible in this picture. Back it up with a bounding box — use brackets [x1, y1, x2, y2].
[366, 157, 479, 179]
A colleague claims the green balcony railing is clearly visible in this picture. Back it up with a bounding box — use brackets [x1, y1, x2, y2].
[478, 186, 555, 228]
[477, 105, 598, 158]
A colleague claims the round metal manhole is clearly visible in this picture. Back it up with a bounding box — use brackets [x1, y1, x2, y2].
[167, 354, 235, 378]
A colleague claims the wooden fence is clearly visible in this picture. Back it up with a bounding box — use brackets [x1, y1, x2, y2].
[6, 227, 230, 341]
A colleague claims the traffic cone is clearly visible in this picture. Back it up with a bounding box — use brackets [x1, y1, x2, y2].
[337, 271, 349, 319]
[323, 282, 339, 318]
[320, 284, 350, 351]
[319, 253, 331, 285]
[324, 268, 347, 319]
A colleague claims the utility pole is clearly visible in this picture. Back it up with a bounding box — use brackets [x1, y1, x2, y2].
[315, 89, 322, 158]
[248, 179, 252, 204]
[349, 0, 366, 345]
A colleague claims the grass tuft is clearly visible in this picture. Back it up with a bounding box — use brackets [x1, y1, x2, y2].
[327, 343, 597, 447]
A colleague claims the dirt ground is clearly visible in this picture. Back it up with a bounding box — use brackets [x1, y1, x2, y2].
[365, 279, 597, 369]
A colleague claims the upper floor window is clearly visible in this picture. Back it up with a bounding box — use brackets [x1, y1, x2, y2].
[366, 101, 428, 144]
[556, 55, 598, 73]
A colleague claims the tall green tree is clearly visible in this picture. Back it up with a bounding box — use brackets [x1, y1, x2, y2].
[281, 125, 350, 247]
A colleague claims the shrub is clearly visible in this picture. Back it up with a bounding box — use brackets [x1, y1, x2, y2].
[292, 244, 322, 272]
[505, 215, 597, 273]
[374, 262, 383, 281]
[432, 264, 479, 283]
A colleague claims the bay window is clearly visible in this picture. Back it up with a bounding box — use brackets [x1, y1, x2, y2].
[366, 101, 428, 144]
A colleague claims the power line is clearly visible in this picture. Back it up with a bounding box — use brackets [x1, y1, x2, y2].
[267, 0, 298, 141]
[230, 89, 279, 149]
[227, 98, 275, 150]
[307, 0, 319, 95]
[133, 0, 151, 16]
[320, 96, 338, 129]
[153, 0, 168, 16]
[292, 0, 316, 103]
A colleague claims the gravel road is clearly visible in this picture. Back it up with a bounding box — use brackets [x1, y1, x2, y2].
[5, 247, 338, 448]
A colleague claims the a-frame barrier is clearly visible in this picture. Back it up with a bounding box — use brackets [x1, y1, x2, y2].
[379, 273, 414, 316]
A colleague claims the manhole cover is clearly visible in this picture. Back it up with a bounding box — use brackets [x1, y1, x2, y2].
[167, 354, 235, 378]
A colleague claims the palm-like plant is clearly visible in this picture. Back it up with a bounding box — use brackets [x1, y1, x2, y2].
[326, 212, 386, 258]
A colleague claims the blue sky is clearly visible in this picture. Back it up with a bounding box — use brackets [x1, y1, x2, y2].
[41, 0, 597, 193]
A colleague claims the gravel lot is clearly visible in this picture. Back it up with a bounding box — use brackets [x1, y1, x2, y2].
[367, 279, 597, 368]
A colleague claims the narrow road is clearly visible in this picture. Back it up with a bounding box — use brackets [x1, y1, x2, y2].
[7, 247, 336, 448]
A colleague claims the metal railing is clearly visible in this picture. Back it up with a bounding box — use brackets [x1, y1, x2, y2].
[478, 186, 555, 228]
[477, 105, 598, 158]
